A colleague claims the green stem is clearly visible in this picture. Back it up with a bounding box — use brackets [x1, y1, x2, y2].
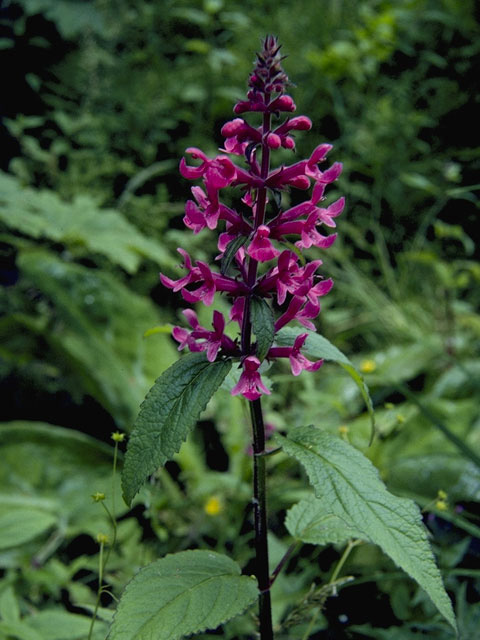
[250, 398, 274, 640]
[301, 606, 321, 640]
[329, 539, 361, 585]
[300, 540, 360, 640]
[87, 440, 120, 640]
[87, 542, 105, 640]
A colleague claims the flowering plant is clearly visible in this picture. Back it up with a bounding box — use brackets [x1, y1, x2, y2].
[162, 35, 344, 401]
[112, 37, 456, 640]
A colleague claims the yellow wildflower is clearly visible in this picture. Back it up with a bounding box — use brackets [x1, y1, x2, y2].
[360, 359, 377, 374]
[204, 496, 222, 516]
[435, 499, 448, 511]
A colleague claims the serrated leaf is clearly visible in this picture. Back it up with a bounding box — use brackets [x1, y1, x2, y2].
[220, 235, 247, 275]
[109, 550, 258, 639]
[122, 353, 232, 505]
[251, 297, 275, 361]
[276, 327, 375, 439]
[279, 426, 456, 632]
[286, 496, 365, 546]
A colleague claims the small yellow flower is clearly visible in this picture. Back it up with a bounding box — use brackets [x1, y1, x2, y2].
[204, 496, 222, 516]
[384, 402, 394, 410]
[96, 533, 109, 544]
[360, 359, 377, 374]
[91, 492, 106, 502]
[437, 489, 448, 500]
[435, 499, 448, 511]
[111, 431, 125, 442]
[338, 425, 349, 441]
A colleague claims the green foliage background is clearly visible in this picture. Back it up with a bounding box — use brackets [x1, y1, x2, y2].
[0, 0, 479, 638]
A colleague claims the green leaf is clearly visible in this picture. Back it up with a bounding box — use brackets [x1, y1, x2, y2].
[24, 610, 106, 640]
[279, 426, 456, 632]
[0, 586, 20, 622]
[276, 327, 375, 439]
[109, 550, 258, 639]
[0, 505, 57, 551]
[0, 422, 124, 543]
[122, 353, 232, 505]
[0, 171, 172, 273]
[251, 297, 275, 361]
[220, 235, 247, 276]
[16, 251, 177, 426]
[0, 621, 42, 640]
[286, 496, 365, 546]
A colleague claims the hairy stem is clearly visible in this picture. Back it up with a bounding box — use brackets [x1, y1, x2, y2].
[250, 397, 273, 640]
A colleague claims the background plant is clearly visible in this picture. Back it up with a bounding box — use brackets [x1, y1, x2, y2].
[0, 0, 479, 638]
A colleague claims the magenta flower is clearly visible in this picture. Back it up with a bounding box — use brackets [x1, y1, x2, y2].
[180, 148, 237, 189]
[268, 334, 323, 376]
[160, 36, 344, 402]
[231, 356, 271, 401]
[289, 334, 323, 376]
[183, 186, 220, 233]
[160, 249, 199, 292]
[247, 225, 280, 262]
[173, 309, 237, 362]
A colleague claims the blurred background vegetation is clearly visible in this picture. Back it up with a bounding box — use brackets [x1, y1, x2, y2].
[0, 0, 479, 638]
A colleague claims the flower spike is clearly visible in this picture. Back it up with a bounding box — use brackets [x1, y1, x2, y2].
[162, 36, 343, 401]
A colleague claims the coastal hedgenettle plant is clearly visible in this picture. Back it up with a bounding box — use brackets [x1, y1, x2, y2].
[112, 37, 456, 639]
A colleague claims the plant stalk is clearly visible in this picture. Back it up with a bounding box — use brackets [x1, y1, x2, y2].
[250, 397, 274, 640]
[241, 108, 274, 638]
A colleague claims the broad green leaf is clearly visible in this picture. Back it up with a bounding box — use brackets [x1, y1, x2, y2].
[0, 507, 56, 550]
[276, 327, 374, 438]
[109, 550, 258, 639]
[0, 171, 172, 272]
[279, 426, 456, 631]
[24, 610, 106, 640]
[122, 353, 232, 505]
[0, 422, 123, 544]
[16, 251, 177, 426]
[251, 297, 275, 361]
[286, 496, 365, 546]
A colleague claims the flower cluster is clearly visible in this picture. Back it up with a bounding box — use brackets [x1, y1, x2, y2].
[161, 36, 344, 401]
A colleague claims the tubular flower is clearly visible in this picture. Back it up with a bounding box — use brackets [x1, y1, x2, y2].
[231, 356, 271, 401]
[172, 310, 237, 362]
[160, 36, 344, 401]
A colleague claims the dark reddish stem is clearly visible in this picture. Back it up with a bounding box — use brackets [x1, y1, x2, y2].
[243, 108, 274, 640]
